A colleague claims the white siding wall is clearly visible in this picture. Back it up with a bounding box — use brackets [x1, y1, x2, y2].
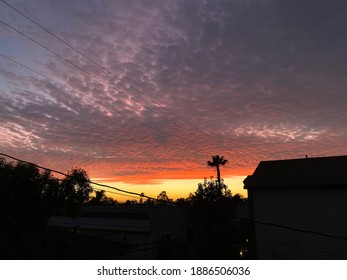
[251, 187, 347, 259]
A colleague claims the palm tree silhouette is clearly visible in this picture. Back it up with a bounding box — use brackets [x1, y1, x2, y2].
[207, 155, 228, 197]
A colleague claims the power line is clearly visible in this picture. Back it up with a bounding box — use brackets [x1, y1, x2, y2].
[0, 53, 214, 156]
[0, 18, 166, 125]
[0, 0, 213, 141]
[0, 15, 213, 146]
[0, 19, 218, 153]
[0, 152, 157, 201]
[0, 53, 163, 134]
[92, 187, 140, 201]
[233, 216, 347, 242]
[0, 51, 216, 160]
[0, 152, 182, 205]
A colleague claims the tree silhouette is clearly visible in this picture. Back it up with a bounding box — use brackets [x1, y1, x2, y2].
[0, 158, 93, 258]
[87, 190, 118, 205]
[157, 191, 170, 204]
[59, 167, 93, 216]
[0, 159, 57, 258]
[188, 175, 249, 259]
[95, 190, 106, 202]
[189, 177, 231, 205]
[207, 155, 228, 197]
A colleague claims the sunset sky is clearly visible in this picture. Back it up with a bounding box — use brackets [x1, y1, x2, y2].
[1, 0, 347, 201]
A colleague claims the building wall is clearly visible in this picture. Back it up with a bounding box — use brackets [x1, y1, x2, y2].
[250, 187, 347, 259]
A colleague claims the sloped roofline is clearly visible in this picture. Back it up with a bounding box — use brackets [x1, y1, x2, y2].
[244, 155, 347, 189]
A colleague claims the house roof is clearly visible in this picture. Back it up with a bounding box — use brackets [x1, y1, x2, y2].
[244, 155, 347, 189]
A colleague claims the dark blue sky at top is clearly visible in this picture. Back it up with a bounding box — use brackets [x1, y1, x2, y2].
[1, 0, 347, 183]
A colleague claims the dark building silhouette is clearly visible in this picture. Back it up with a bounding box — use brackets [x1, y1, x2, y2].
[49, 205, 192, 259]
[244, 155, 347, 259]
[48, 203, 249, 260]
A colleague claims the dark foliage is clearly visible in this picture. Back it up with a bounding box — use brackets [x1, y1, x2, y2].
[0, 158, 92, 258]
[188, 177, 250, 259]
[86, 190, 118, 206]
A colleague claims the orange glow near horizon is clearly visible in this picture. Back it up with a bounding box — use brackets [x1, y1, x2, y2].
[84, 162, 254, 202]
[91, 175, 248, 203]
